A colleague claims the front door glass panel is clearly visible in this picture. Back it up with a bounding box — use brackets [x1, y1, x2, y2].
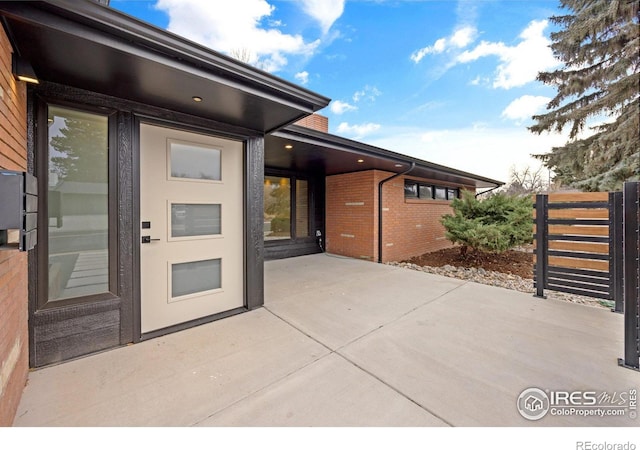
[171, 203, 221, 238]
[171, 258, 221, 299]
[169, 140, 221, 181]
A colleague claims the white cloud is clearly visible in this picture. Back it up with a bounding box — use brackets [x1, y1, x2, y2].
[330, 100, 357, 114]
[410, 25, 477, 63]
[353, 85, 381, 103]
[336, 122, 380, 139]
[329, 86, 380, 117]
[156, 0, 321, 72]
[450, 26, 476, 48]
[469, 75, 491, 86]
[300, 0, 344, 34]
[501, 95, 550, 124]
[295, 71, 309, 85]
[457, 20, 560, 89]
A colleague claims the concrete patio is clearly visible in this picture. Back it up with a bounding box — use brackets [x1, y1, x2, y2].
[12, 254, 639, 426]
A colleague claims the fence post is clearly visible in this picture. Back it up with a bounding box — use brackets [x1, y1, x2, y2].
[619, 181, 639, 371]
[610, 191, 624, 313]
[534, 194, 547, 298]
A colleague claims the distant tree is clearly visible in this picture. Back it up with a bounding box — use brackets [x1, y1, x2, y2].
[229, 48, 254, 63]
[50, 117, 108, 183]
[502, 165, 549, 196]
[440, 191, 533, 256]
[529, 0, 639, 191]
[229, 48, 267, 71]
[264, 180, 290, 219]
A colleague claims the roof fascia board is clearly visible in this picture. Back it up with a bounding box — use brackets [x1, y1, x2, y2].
[273, 127, 406, 163]
[276, 125, 504, 187]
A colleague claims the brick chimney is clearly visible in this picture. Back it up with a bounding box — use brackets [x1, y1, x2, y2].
[294, 114, 328, 133]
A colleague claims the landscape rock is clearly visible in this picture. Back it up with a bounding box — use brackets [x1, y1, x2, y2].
[388, 261, 610, 309]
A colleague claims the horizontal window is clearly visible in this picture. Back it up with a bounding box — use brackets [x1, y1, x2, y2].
[419, 185, 432, 199]
[171, 203, 221, 238]
[404, 180, 459, 201]
[171, 258, 221, 299]
[404, 182, 418, 198]
[169, 140, 221, 181]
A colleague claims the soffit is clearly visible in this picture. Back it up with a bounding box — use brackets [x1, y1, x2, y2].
[267, 126, 503, 188]
[0, 1, 330, 133]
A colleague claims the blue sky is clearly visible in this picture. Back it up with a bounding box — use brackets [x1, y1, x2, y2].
[111, 0, 570, 184]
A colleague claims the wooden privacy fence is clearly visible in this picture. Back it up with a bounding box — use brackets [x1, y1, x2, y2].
[533, 191, 623, 308]
[533, 182, 639, 371]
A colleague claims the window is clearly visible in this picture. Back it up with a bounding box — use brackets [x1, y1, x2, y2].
[404, 180, 459, 201]
[264, 176, 291, 240]
[170, 203, 221, 238]
[295, 180, 310, 238]
[434, 187, 447, 200]
[263, 175, 310, 241]
[47, 105, 110, 302]
[419, 185, 433, 199]
[171, 258, 221, 299]
[404, 182, 418, 198]
[169, 140, 221, 181]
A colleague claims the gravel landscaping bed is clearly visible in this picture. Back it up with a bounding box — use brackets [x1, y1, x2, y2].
[388, 261, 613, 310]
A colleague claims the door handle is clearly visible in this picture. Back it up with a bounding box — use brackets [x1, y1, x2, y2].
[141, 236, 161, 244]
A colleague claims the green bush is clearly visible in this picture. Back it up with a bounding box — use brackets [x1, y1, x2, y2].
[270, 216, 291, 233]
[440, 191, 533, 255]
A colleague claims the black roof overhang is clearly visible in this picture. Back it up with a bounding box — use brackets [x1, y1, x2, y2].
[267, 125, 504, 189]
[0, 0, 330, 133]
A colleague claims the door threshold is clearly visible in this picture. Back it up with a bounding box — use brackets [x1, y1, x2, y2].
[139, 306, 248, 341]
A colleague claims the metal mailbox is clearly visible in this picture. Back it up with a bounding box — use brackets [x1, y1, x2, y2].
[0, 170, 38, 251]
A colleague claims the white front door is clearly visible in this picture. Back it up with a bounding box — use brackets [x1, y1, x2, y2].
[139, 123, 244, 334]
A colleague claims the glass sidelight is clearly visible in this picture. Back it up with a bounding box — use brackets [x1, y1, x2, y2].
[47, 105, 109, 301]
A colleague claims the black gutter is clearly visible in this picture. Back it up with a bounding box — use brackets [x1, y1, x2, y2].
[475, 185, 502, 198]
[378, 162, 415, 263]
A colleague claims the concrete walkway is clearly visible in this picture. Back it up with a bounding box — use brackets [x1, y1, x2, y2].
[12, 254, 639, 426]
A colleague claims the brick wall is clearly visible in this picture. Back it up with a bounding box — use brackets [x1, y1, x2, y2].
[326, 170, 475, 263]
[0, 26, 29, 426]
[294, 114, 328, 133]
[325, 171, 377, 260]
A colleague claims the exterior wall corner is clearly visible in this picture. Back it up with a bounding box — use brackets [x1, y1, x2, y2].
[326, 169, 468, 264]
[0, 25, 29, 426]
